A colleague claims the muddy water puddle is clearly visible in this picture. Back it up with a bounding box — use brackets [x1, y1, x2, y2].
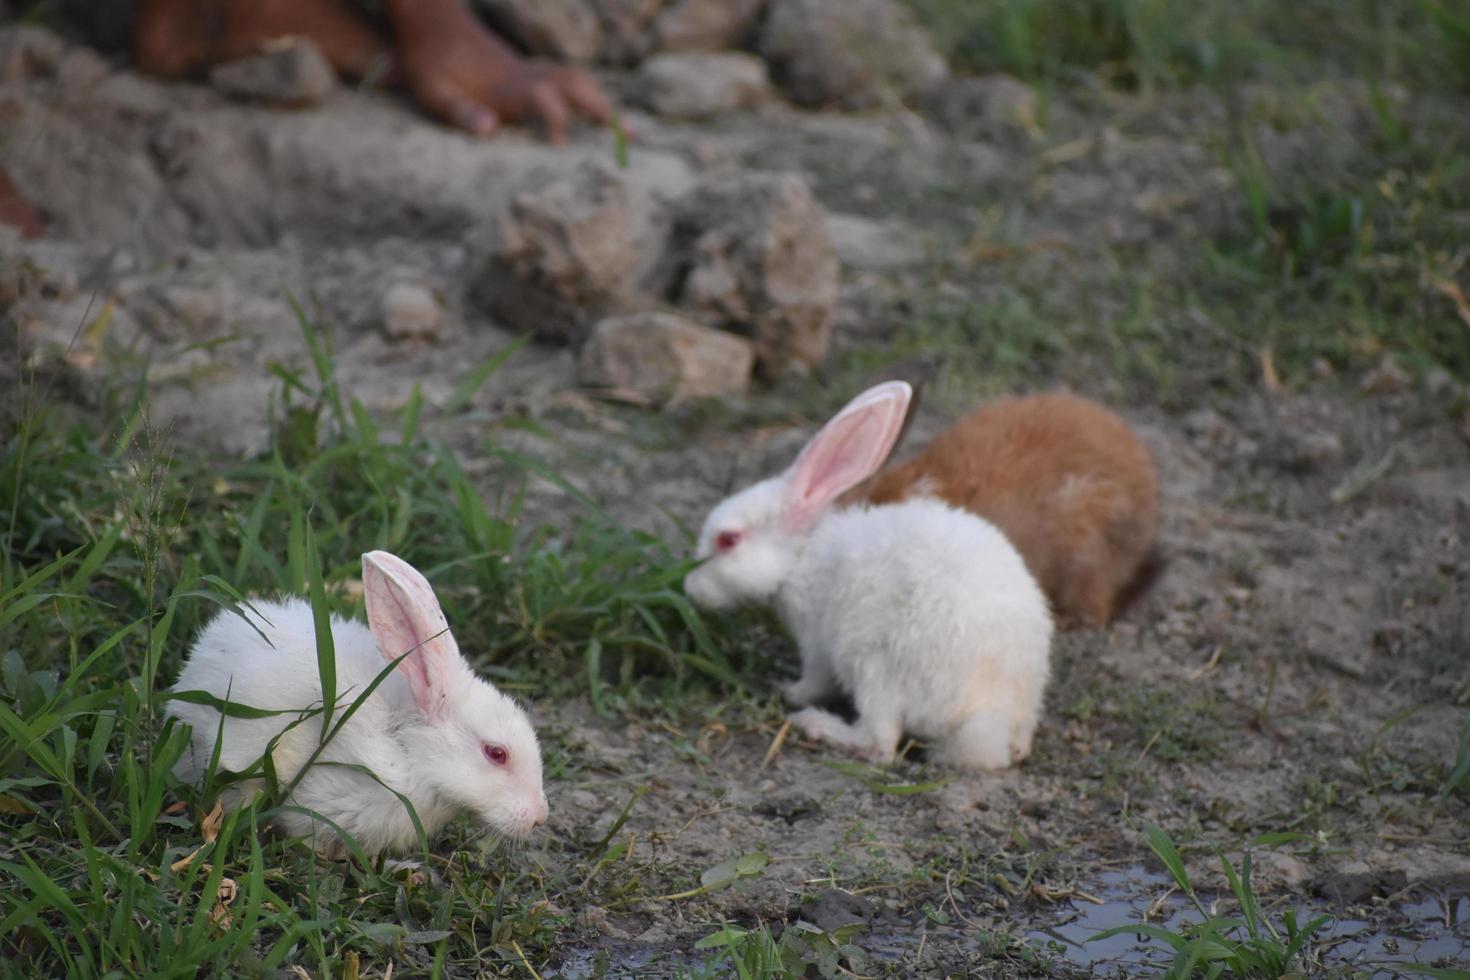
[548, 868, 1468, 977]
[1027, 868, 1468, 975]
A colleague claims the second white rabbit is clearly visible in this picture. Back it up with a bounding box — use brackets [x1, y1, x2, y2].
[684, 382, 1053, 770]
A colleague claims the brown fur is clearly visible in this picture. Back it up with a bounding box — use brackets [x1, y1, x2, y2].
[843, 392, 1161, 627]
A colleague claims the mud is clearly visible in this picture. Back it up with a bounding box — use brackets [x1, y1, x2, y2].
[4, 22, 1469, 977]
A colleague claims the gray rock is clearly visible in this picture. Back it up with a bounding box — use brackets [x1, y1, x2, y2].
[0, 24, 65, 83]
[637, 52, 771, 120]
[757, 0, 947, 109]
[1260, 428, 1344, 473]
[1361, 356, 1410, 395]
[655, 0, 764, 52]
[925, 74, 1039, 137]
[473, 161, 674, 344]
[587, 0, 666, 65]
[55, 47, 110, 96]
[677, 172, 838, 373]
[477, 0, 602, 62]
[382, 282, 443, 341]
[823, 212, 922, 269]
[578, 311, 754, 404]
[208, 37, 339, 108]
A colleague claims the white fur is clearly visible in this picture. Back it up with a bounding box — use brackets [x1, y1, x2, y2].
[169, 558, 547, 857]
[684, 383, 1053, 770]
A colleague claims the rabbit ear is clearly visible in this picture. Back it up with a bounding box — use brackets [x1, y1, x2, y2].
[783, 381, 912, 532]
[362, 551, 467, 723]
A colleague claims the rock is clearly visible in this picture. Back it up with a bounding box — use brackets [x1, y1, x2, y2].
[757, 0, 947, 109]
[208, 37, 339, 107]
[577, 311, 754, 404]
[1313, 868, 1408, 907]
[1259, 427, 1344, 473]
[1183, 407, 1235, 450]
[0, 24, 65, 82]
[1421, 366, 1462, 399]
[477, 0, 602, 62]
[824, 213, 922, 269]
[1251, 851, 1309, 892]
[677, 172, 838, 373]
[636, 52, 771, 120]
[797, 888, 874, 933]
[1361, 356, 1410, 395]
[382, 282, 443, 341]
[925, 74, 1039, 137]
[654, 0, 764, 52]
[55, 47, 110, 95]
[472, 161, 674, 344]
[587, 0, 666, 65]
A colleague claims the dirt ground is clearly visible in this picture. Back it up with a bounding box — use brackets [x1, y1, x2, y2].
[4, 21, 1469, 977]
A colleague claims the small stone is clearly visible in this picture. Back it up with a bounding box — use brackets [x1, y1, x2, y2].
[0, 24, 64, 83]
[654, 0, 764, 52]
[677, 172, 839, 374]
[382, 282, 443, 341]
[55, 46, 110, 95]
[757, 0, 947, 109]
[799, 888, 875, 933]
[1183, 407, 1233, 448]
[1260, 428, 1344, 473]
[478, 0, 601, 62]
[636, 52, 771, 120]
[824, 213, 922, 270]
[471, 161, 674, 344]
[578, 311, 754, 405]
[1251, 851, 1308, 892]
[586, 0, 666, 65]
[925, 74, 1038, 137]
[209, 37, 338, 108]
[1421, 366, 1461, 398]
[1361, 356, 1410, 396]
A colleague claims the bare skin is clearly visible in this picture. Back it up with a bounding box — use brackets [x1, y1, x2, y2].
[134, 0, 617, 142]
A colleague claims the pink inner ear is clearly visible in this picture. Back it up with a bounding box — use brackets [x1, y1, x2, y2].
[362, 552, 458, 721]
[783, 381, 911, 531]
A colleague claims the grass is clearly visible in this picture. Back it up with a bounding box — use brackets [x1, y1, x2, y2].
[681, 920, 866, 980]
[906, 0, 1470, 91]
[0, 308, 762, 976]
[821, 74, 1470, 412]
[1089, 823, 1332, 979]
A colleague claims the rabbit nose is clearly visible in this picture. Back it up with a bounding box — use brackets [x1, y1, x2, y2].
[531, 795, 549, 827]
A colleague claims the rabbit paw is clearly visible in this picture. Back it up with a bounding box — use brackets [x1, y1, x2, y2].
[789, 708, 895, 764]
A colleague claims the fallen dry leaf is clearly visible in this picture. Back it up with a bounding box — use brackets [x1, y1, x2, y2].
[211, 876, 238, 928]
[1260, 348, 1282, 391]
[201, 798, 224, 844]
[760, 718, 793, 770]
[0, 793, 33, 815]
[1434, 279, 1470, 329]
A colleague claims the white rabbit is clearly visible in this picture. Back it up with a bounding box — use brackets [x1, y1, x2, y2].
[684, 382, 1053, 770]
[169, 551, 548, 857]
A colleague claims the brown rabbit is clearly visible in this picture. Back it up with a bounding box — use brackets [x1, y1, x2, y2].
[843, 392, 1161, 627]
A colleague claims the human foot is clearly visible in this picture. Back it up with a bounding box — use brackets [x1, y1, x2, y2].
[383, 0, 616, 142]
[135, 0, 388, 79]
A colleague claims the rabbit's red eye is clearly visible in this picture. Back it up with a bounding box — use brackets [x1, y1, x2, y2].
[483, 743, 509, 767]
[715, 530, 742, 553]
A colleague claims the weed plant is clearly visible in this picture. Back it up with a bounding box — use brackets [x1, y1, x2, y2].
[0, 309, 755, 976]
